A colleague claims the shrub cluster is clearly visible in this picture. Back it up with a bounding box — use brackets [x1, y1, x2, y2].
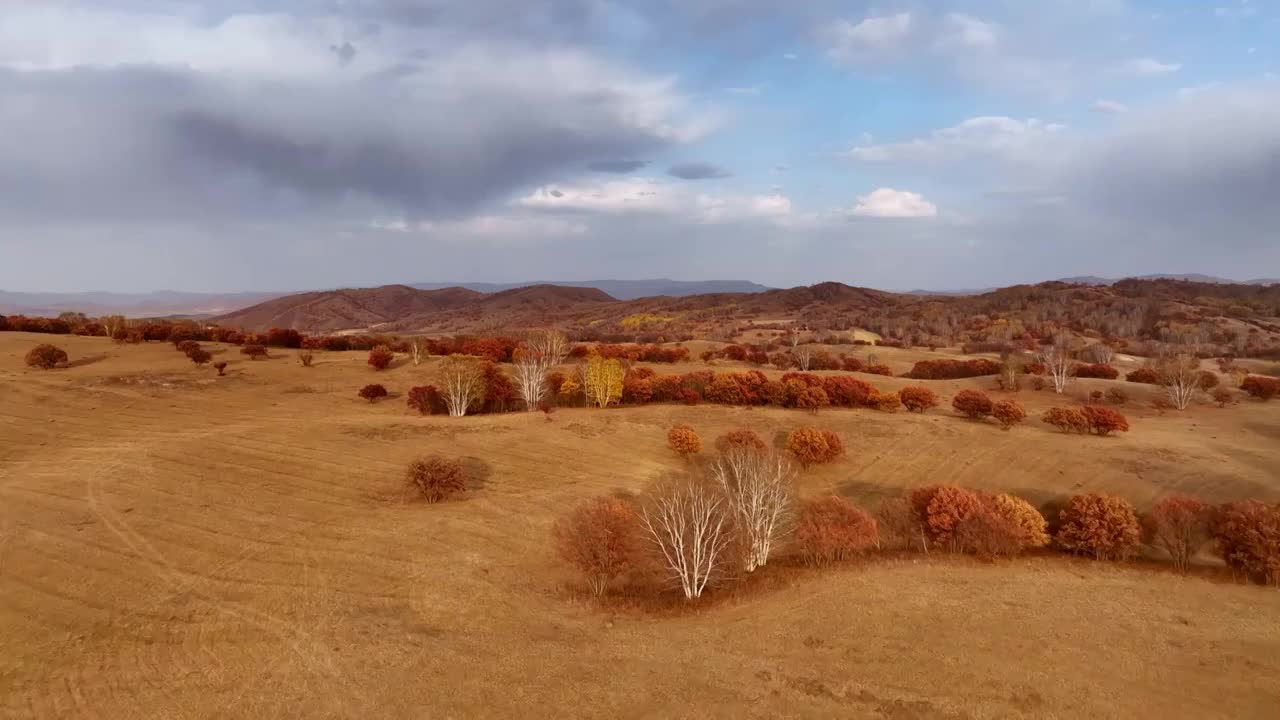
[569, 343, 690, 363]
[905, 358, 1001, 380]
[1073, 363, 1119, 379]
[24, 344, 69, 370]
[405, 456, 467, 503]
[1241, 375, 1280, 401]
[786, 427, 844, 467]
[1043, 406, 1129, 435]
[898, 386, 939, 413]
[795, 496, 878, 566]
[952, 389, 994, 419]
[1125, 367, 1160, 384]
[667, 425, 703, 457]
[358, 384, 388, 403]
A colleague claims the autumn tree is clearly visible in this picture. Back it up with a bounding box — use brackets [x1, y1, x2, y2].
[368, 345, 395, 371]
[405, 456, 467, 503]
[1088, 342, 1115, 365]
[1055, 494, 1141, 560]
[187, 347, 212, 366]
[1043, 407, 1089, 434]
[951, 389, 993, 419]
[899, 386, 939, 413]
[213, 361, 228, 376]
[795, 496, 878, 566]
[1149, 495, 1212, 574]
[409, 337, 425, 366]
[991, 494, 1049, 549]
[241, 344, 268, 360]
[786, 427, 844, 468]
[667, 425, 703, 457]
[909, 485, 984, 552]
[1156, 354, 1201, 410]
[358, 384, 388, 403]
[709, 447, 794, 572]
[298, 350, 314, 367]
[438, 355, 484, 417]
[101, 315, 128, 340]
[991, 399, 1026, 430]
[512, 329, 570, 411]
[553, 497, 642, 597]
[715, 429, 767, 453]
[1211, 500, 1280, 585]
[1037, 341, 1074, 394]
[1241, 375, 1280, 401]
[582, 352, 624, 409]
[1080, 405, 1129, 436]
[24, 344, 68, 370]
[640, 475, 735, 600]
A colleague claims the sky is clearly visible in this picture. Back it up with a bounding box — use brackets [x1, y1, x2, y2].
[1, 0, 1277, 293]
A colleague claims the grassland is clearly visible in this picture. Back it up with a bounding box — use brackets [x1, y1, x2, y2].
[2, 333, 1279, 719]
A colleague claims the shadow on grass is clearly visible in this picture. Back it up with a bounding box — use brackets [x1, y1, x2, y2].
[65, 353, 110, 369]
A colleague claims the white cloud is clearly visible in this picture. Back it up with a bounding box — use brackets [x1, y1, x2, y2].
[1121, 57, 1182, 76]
[517, 178, 793, 225]
[848, 116, 1067, 164]
[372, 214, 588, 242]
[851, 188, 938, 218]
[824, 13, 913, 62]
[1092, 99, 1129, 113]
[938, 13, 998, 51]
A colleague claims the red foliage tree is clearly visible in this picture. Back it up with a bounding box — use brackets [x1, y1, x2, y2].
[667, 425, 703, 457]
[187, 347, 213, 366]
[265, 327, 304, 348]
[1080, 405, 1129, 436]
[991, 399, 1026, 430]
[795, 386, 831, 413]
[909, 485, 984, 551]
[407, 385, 446, 415]
[1211, 500, 1280, 585]
[404, 456, 467, 503]
[786, 427, 844, 468]
[553, 496, 642, 596]
[1043, 407, 1090, 434]
[821, 375, 877, 408]
[367, 345, 394, 370]
[898, 386, 939, 413]
[1125, 367, 1160, 384]
[24, 344, 68, 370]
[952, 389, 994, 419]
[905, 358, 1001, 380]
[863, 364, 893, 376]
[1055, 494, 1141, 560]
[1149, 495, 1212, 573]
[795, 496, 879, 566]
[953, 507, 1024, 560]
[1241, 375, 1280, 401]
[358, 383, 388, 403]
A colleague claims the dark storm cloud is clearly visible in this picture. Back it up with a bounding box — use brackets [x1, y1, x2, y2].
[667, 161, 732, 180]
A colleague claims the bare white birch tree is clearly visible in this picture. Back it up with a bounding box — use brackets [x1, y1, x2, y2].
[794, 346, 813, 371]
[512, 329, 569, 410]
[438, 356, 484, 417]
[709, 448, 793, 572]
[1038, 339, 1074, 394]
[640, 476, 735, 600]
[409, 338, 426, 366]
[1158, 353, 1202, 410]
[101, 314, 127, 338]
[1088, 342, 1115, 365]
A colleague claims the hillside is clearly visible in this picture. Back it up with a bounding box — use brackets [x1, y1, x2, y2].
[212, 285, 485, 332]
[409, 278, 771, 300]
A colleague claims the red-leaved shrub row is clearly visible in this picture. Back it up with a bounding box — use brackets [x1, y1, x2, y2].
[569, 343, 691, 363]
[904, 358, 1001, 380]
[1072, 363, 1119, 379]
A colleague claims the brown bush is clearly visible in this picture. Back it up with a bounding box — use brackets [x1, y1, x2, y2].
[241, 344, 268, 360]
[1240, 375, 1280, 401]
[953, 508, 1024, 561]
[213, 361, 227, 376]
[795, 386, 830, 413]
[24, 344, 68, 370]
[1105, 387, 1128, 405]
[991, 494, 1049, 549]
[187, 347, 212, 366]
[951, 389, 993, 419]
[1211, 500, 1280, 585]
[667, 425, 703, 457]
[298, 350, 315, 367]
[898, 386, 939, 413]
[1073, 363, 1118, 379]
[367, 345, 394, 370]
[1196, 371, 1219, 391]
[715, 429, 767, 453]
[553, 496, 642, 596]
[1149, 495, 1212, 574]
[175, 339, 201, 355]
[358, 383, 388, 403]
[1055, 494, 1141, 560]
[795, 496, 878, 566]
[991, 399, 1026, 430]
[1212, 387, 1234, 407]
[1029, 376, 1047, 391]
[863, 363, 894, 376]
[910, 485, 985, 551]
[405, 456, 467, 503]
[1080, 405, 1129, 436]
[875, 391, 903, 413]
[1125, 367, 1159, 384]
[786, 427, 844, 468]
[407, 385, 445, 415]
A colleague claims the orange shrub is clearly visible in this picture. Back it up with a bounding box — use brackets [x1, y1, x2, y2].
[405, 456, 467, 503]
[1043, 407, 1089, 434]
[1125, 367, 1159, 384]
[667, 425, 703, 457]
[367, 345, 394, 370]
[910, 485, 984, 551]
[991, 494, 1049, 549]
[952, 389, 993, 419]
[898, 386, 939, 413]
[954, 508, 1024, 560]
[991, 399, 1026, 430]
[863, 364, 893, 376]
[1080, 405, 1129, 435]
[786, 427, 844, 468]
[905, 358, 1001, 380]
[1241, 375, 1280, 401]
[24, 344, 68, 370]
[1073, 363, 1119, 379]
[553, 496, 642, 596]
[715, 429, 767, 453]
[241, 344, 268, 360]
[1055, 494, 1141, 560]
[795, 386, 830, 413]
[795, 496, 879, 566]
[1211, 500, 1280, 585]
[1149, 495, 1211, 573]
[876, 391, 903, 413]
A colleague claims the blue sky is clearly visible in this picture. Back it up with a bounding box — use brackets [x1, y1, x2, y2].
[0, 1, 1277, 292]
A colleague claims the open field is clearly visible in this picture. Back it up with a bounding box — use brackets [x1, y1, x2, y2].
[2, 333, 1280, 719]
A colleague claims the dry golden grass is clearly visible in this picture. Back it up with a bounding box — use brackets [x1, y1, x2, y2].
[2, 333, 1279, 719]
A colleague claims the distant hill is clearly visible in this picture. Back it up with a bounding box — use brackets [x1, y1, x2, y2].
[1059, 274, 1280, 286]
[0, 289, 285, 317]
[409, 279, 771, 300]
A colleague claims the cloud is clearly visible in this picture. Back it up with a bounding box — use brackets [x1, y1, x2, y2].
[516, 177, 792, 225]
[725, 86, 762, 95]
[1120, 57, 1182, 76]
[1092, 99, 1129, 113]
[667, 161, 732, 180]
[823, 13, 913, 62]
[851, 188, 938, 218]
[847, 116, 1067, 166]
[938, 13, 998, 51]
[587, 159, 649, 173]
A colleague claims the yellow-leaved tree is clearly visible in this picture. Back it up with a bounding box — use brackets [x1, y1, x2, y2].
[582, 352, 623, 409]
